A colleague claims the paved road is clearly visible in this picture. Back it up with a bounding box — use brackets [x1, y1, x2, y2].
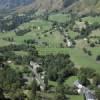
[30, 61, 45, 91]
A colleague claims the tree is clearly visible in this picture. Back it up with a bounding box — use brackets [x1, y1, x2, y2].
[79, 74, 90, 86]
[79, 67, 96, 78]
[55, 84, 68, 100]
[0, 88, 5, 100]
[78, 68, 94, 86]
[83, 48, 88, 53]
[10, 89, 25, 100]
[96, 55, 100, 61]
[31, 79, 38, 99]
[42, 54, 73, 81]
[87, 50, 92, 56]
[36, 67, 43, 73]
[95, 88, 100, 100]
[44, 75, 48, 90]
[0, 54, 6, 63]
[93, 74, 100, 86]
[0, 65, 22, 100]
[90, 43, 95, 47]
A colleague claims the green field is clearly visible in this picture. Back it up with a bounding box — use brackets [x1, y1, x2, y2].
[0, 19, 66, 47]
[89, 47, 100, 58]
[0, 39, 11, 47]
[69, 95, 83, 100]
[82, 16, 100, 24]
[49, 13, 71, 23]
[15, 51, 29, 56]
[37, 47, 100, 73]
[64, 76, 78, 86]
[36, 91, 83, 100]
[68, 30, 79, 39]
[89, 29, 100, 37]
[49, 76, 77, 89]
[9, 63, 25, 72]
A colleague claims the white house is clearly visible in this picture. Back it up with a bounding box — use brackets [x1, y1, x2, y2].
[7, 60, 12, 64]
[67, 39, 72, 47]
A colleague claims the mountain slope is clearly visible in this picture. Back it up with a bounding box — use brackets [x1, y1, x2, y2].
[0, 0, 100, 14]
[15, 0, 100, 14]
[0, 0, 77, 11]
[72, 0, 100, 13]
[0, 0, 34, 9]
[15, 0, 78, 13]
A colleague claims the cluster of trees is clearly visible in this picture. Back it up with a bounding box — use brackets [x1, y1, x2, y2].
[2, 37, 14, 42]
[81, 12, 100, 18]
[96, 55, 100, 61]
[83, 48, 92, 56]
[74, 21, 100, 39]
[0, 44, 43, 100]
[0, 44, 38, 54]
[0, 58, 25, 100]
[24, 39, 48, 46]
[95, 88, 100, 99]
[78, 67, 100, 87]
[24, 39, 38, 45]
[0, 53, 41, 100]
[40, 54, 76, 83]
[55, 84, 68, 100]
[15, 28, 31, 36]
[0, 43, 100, 99]
[78, 67, 100, 100]
[0, 13, 33, 32]
[0, 44, 38, 65]
[83, 48, 100, 61]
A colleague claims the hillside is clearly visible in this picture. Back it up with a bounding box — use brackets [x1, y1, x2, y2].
[0, 0, 100, 14]
[0, 0, 77, 13]
[0, 0, 100, 100]
[71, 0, 100, 14]
[0, 0, 34, 9]
[0, 0, 76, 10]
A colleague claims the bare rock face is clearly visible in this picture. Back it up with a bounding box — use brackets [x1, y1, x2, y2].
[72, 0, 100, 14]
[0, 0, 100, 13]
[34, 0, 63, 11]
[32, 0, 77, 11]
[0, 0, 77, 11]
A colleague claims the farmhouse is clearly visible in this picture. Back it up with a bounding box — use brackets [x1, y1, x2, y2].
[67, 39, 72, 47]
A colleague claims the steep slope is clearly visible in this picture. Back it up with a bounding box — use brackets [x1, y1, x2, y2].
[0, 0, 100, 14]
[0, 0, 77, 12]
[72, 0, 100, 13]
[0, 0, 34, 9]
[16, 0, 64, 13]
[15, 0, 78, 13]
[33, 0, 77, 11]
[15, 0, 100, 14]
